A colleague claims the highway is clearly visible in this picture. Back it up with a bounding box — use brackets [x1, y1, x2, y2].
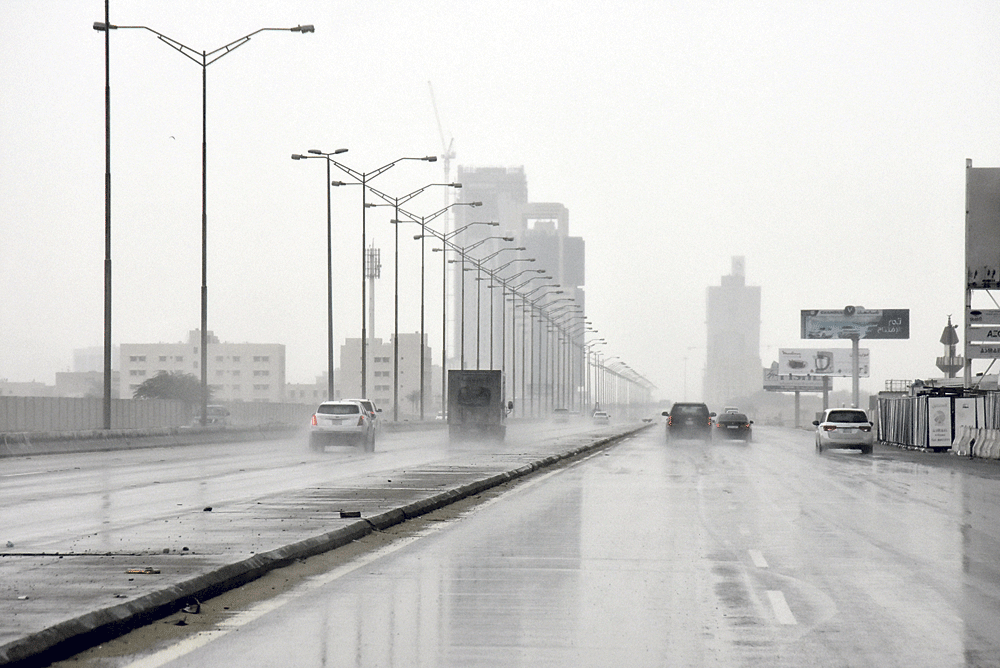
[6, 423, 1000, 666]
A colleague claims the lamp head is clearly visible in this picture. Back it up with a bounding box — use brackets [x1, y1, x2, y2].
[423, 156, 438, 162]
[451, 183, 463, 188]
[333, 148, 348, 155]
[292, 24, 315, 33]
[291, 154, 304, 160]
[307, 149, 323, 155]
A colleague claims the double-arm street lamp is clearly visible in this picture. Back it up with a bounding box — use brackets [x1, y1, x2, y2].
[392, 201, 482, 419]
[471, 246, 524, 369]
[367, 183, 461, 421]
[292, 153, 437, 397]
[290, 148, 348, 400]
[445, 234, 512, 369]
[95, 19, 314, 426]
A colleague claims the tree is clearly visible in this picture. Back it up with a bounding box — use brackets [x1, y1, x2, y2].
[133, 371, 208, 406]
[406, 389, 421, 413]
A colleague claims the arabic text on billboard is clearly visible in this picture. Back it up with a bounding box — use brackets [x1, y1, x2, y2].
[800, 309, 909, 340]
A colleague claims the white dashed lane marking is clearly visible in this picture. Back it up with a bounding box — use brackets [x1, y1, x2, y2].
[767, 590, 798, 625]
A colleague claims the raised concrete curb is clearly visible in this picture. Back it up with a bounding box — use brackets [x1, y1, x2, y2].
[0, 423, 649, 667]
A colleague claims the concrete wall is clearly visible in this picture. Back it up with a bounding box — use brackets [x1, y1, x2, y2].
[0, 397, 314, 433]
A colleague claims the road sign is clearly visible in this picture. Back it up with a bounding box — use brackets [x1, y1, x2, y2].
[801, 308, 909, 340]
[967, 327, 1000, 343]
[967, 343, 1000, 359]
[968, 310, 1000, 325]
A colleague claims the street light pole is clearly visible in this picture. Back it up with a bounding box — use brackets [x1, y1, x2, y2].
[294, 154, 437, 398]
[369, 182, 460, 421]
[98, 20, 315, 425]
[291, 148, 348, 400]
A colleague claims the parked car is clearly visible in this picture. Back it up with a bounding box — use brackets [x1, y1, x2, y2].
[309, 400, 375, 452]
[192, 404, 230, 427]
[553, 407, 570, 423]
[663, 403, 715, 441]
[813, 408, 873, 454]
[592, 410, 610, 425]
[714, 412, 753, 441]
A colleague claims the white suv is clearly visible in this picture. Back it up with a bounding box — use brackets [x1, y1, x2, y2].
[309, 401, 375, 452]
[813, 408, 874, 454]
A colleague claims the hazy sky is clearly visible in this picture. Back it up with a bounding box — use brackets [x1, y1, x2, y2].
[3, 0, 999, 402]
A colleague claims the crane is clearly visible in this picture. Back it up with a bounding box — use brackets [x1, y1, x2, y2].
[428, 81, 456, 187]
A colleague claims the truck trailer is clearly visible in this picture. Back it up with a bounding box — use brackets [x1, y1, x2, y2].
[447, 369, 512, 441]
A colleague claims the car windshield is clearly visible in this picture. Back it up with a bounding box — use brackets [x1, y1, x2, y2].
[828, 410, 867, 423]
[317, 404, 360, 415]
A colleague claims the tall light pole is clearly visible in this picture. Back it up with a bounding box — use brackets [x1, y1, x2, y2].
[471, 245, 523, 369]
[291, 148, 348, 400]
[94, 2, 113, 429]
[368, 182, 461, 421]
[97, 20, 315, 425]
[293, 153, 437, 397]
[400, 204, 483, 418]
[446, 234, 510, 370]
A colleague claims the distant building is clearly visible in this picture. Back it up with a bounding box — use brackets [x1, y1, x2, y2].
[55, 370, 120, 398]
[119, 330, 285, 402]
[286, 374, 335, 405]
[704, 257, 762, 407]
[454, 167, 586, 408]
[339, 333, 435, 416]
[0, 380, 55, 397]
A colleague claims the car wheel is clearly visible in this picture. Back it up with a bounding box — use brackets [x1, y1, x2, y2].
[364, 432, 376, 453]
[309, 433, 325, 452]
[815, 437, 823, 453]
[860, 444, 872, 454]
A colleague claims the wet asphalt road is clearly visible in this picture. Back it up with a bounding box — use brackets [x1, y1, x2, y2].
[41, 424, 1000, 668]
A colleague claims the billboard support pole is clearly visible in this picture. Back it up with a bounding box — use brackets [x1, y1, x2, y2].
[965, 158, 972, 390]
[852, 334, 860, 408]
[823, 375, 830, 411]
[794, 390, 801, 428]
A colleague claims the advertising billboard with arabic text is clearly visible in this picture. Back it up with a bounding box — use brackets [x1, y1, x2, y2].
[800, 308, 909, 340]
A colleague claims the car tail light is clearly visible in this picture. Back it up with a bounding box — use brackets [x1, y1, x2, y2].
[667, 416, 673, 426]
[311, 414, 318, 426]
[823, 425, 837, 432]
[859, 425, 871, 432]
[357, 416, 366, 427]
[716, 422, 724, 428]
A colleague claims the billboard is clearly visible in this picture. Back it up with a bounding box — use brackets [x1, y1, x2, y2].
[762, 365, 825, 392]
[779, 348, 869, 377]
[966, 163, 1000, 289]
[800, 307, 909, 340]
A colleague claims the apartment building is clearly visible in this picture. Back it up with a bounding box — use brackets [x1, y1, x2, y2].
[119, 330, 286, 402]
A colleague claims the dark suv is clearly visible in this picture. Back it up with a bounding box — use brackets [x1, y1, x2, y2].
[663, 403, 715, 441]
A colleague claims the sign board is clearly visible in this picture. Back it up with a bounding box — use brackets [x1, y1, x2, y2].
[762, 366, 824, 392]
[968, 309, 1000, 325]
[955, 397, 984, 430]
[966, 164, 1000, 289]
[967, 343, 1000, 359]
[779, 348, 869, 377]
[801, 308, 909, 340]
[927, 397, 953, 449]
[967, 327, 1000, 342]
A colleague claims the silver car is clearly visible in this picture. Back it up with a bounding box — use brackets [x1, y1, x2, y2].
[309, 401, 375, 452]
[813, 408, 874, 454]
